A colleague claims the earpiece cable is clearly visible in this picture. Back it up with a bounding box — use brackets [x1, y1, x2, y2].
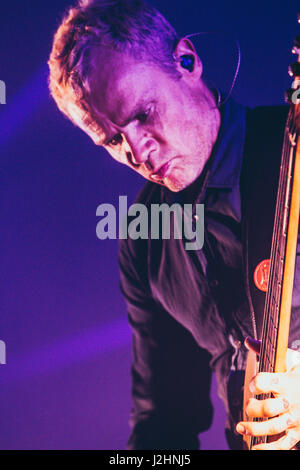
[183, 31, 241, 108]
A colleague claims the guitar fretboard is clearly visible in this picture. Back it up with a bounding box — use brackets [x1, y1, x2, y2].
[260, 110, 297, 373]
[251, 109, 298, 448]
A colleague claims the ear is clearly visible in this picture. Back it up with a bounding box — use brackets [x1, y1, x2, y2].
[173, 37, 203, 81]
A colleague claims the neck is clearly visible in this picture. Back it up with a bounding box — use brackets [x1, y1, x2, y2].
[180, 84, 221, 201]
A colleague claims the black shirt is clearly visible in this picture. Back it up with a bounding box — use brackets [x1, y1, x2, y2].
[118, 98, 300, 450]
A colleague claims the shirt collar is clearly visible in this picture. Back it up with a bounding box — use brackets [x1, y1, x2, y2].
[161, 94, 247, 206]
[206, 95, 246, 189]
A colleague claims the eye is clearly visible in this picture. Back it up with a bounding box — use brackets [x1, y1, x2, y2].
[135, 108, 150, 123]
[107, 133, 123, 147]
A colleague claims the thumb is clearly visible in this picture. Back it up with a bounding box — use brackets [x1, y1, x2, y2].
[244, 339, 300, 370]
[244, 336, 261, 355]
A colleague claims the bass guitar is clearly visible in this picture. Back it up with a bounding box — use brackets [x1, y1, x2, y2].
[243, 16, 300, 450]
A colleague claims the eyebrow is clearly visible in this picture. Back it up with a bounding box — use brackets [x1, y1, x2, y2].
[96, 98, 153, 146]
[122, 100, 149, 125]
[91, 128, 107, 147]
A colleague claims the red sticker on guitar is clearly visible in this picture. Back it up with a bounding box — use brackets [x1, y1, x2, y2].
[254, 259, 270, 292]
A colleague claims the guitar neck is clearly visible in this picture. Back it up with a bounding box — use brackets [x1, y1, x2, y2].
[249, 110, 299, 450]
[259, 108, 300, 374]
[247, 20, 300, 450]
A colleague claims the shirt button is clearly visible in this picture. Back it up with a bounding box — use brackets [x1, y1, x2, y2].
[229, 334, 242, 350]
[192, 214, 199, 231]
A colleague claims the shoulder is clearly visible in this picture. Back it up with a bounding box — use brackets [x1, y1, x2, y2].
[242, 104, 289, 178]
[245, 104, 289, 143]
[247, 103, 289, 120]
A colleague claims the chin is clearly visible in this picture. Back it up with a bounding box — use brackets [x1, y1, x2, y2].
[166, 185, 182, 192]
[168, 172, 199, 192]
[165, 178, 188, 192]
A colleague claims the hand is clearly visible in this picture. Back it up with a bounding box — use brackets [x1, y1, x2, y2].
[236, 337, 300, 450]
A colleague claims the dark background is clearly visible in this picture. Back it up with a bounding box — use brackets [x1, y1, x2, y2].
[0, 0, 299, 450]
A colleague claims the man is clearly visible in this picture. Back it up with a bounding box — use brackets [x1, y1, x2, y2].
[48, 0, 300, 450]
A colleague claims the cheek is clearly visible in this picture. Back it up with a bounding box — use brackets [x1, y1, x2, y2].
[161, 108, 199, 153]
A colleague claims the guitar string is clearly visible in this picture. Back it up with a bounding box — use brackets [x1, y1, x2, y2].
[250, 114, 291, 447]
[260, 110, 293, 373]
[264, 113, 293, 370]
[250, 109, 295, 448]
[251, 116, 290, 445]
[266, 113, 296, 371]
[253, 113, 297, 447]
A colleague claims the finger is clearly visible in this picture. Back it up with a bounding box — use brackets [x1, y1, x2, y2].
[245, 337, 261, 356]
[251, 429, 300, 450]
[286, 348, 300, 370]
[236, 412, 294, 436]
[246, 396, 290, 418]
[249, 372, 286, 395]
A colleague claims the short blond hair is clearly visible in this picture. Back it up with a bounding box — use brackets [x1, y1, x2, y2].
[48, 0, 179, 140]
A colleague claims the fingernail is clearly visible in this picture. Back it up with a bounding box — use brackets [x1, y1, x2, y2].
[249, 381, 256, 394]
[286, 417, 293, 427]
[236, 423, 248, 435]
[271, 377, 279, 385]
[283, 398, 290, 409]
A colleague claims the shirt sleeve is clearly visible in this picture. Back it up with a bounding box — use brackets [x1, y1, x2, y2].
[118, 237, 214, 450]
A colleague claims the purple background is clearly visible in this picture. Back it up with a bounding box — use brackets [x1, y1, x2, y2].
[0, 0, 299, 450]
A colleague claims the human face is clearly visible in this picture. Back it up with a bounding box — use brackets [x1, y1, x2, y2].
[88, 49, 220, 192]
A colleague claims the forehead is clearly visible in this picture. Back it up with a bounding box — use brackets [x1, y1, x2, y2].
[88, 49, 167, 126]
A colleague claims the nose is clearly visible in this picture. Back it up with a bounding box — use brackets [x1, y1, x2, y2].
[124, 130, 158, 169]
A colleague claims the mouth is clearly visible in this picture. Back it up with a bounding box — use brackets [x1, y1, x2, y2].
[149, 158, 176, 182]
